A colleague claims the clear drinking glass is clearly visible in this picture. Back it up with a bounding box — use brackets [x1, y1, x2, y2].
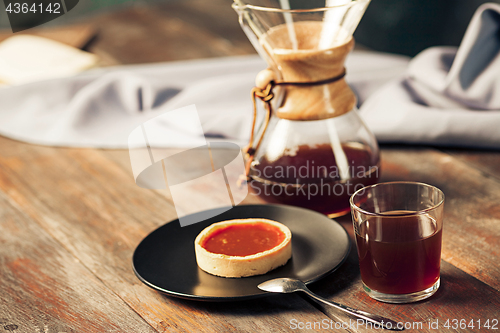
[350, 182, 445, 303]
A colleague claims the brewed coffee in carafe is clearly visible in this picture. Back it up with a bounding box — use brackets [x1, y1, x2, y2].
[233, 0, 379, 217]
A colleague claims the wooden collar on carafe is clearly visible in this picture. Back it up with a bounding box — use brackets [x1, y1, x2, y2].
[258, 37, 357, 121]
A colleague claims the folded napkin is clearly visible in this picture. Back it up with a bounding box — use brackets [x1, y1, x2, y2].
[0, 52, 408, 148]
[360, 3, 500, 149]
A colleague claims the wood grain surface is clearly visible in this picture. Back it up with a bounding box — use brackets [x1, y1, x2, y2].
[0, 0, 499, 332]
[0, 168, 157, 333]
[82, 0, 254, 65]
[0, 137, 331, 333]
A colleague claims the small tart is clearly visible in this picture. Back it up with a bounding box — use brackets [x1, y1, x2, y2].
[195, 218, 292, 278]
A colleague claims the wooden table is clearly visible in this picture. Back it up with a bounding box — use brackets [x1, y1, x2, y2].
[1, 1, 499, 332]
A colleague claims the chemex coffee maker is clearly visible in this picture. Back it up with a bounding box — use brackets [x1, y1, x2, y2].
[233, 0, 379, 217]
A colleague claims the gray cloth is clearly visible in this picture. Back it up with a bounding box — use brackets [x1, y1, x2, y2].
[0, 52, 408, 148]
[360, 3, 500, 149]
[0, 56, 263, 148]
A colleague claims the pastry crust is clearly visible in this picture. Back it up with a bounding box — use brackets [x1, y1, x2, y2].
[194, 218, 292, 278]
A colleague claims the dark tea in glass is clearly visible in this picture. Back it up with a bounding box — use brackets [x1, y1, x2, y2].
[355, 212, 442, 295]
[350, 182, 445, 303]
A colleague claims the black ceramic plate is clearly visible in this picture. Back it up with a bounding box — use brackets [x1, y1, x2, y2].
[133, 204, 350, 301]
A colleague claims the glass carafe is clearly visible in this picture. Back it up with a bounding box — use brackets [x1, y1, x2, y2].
[233, 0, 379, 217]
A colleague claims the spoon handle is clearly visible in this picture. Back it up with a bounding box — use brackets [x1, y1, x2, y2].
[301, 288, 403, 331]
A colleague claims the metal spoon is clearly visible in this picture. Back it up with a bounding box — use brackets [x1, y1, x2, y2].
[258, 278, 403, 331]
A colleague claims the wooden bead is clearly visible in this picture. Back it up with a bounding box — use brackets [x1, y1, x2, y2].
[255, 68, 275, 89]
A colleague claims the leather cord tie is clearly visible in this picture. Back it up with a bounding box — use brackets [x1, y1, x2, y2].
[240, 69, 347, 185]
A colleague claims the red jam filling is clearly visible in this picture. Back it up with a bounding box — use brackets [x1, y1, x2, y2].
[201, 222, 286, 256]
